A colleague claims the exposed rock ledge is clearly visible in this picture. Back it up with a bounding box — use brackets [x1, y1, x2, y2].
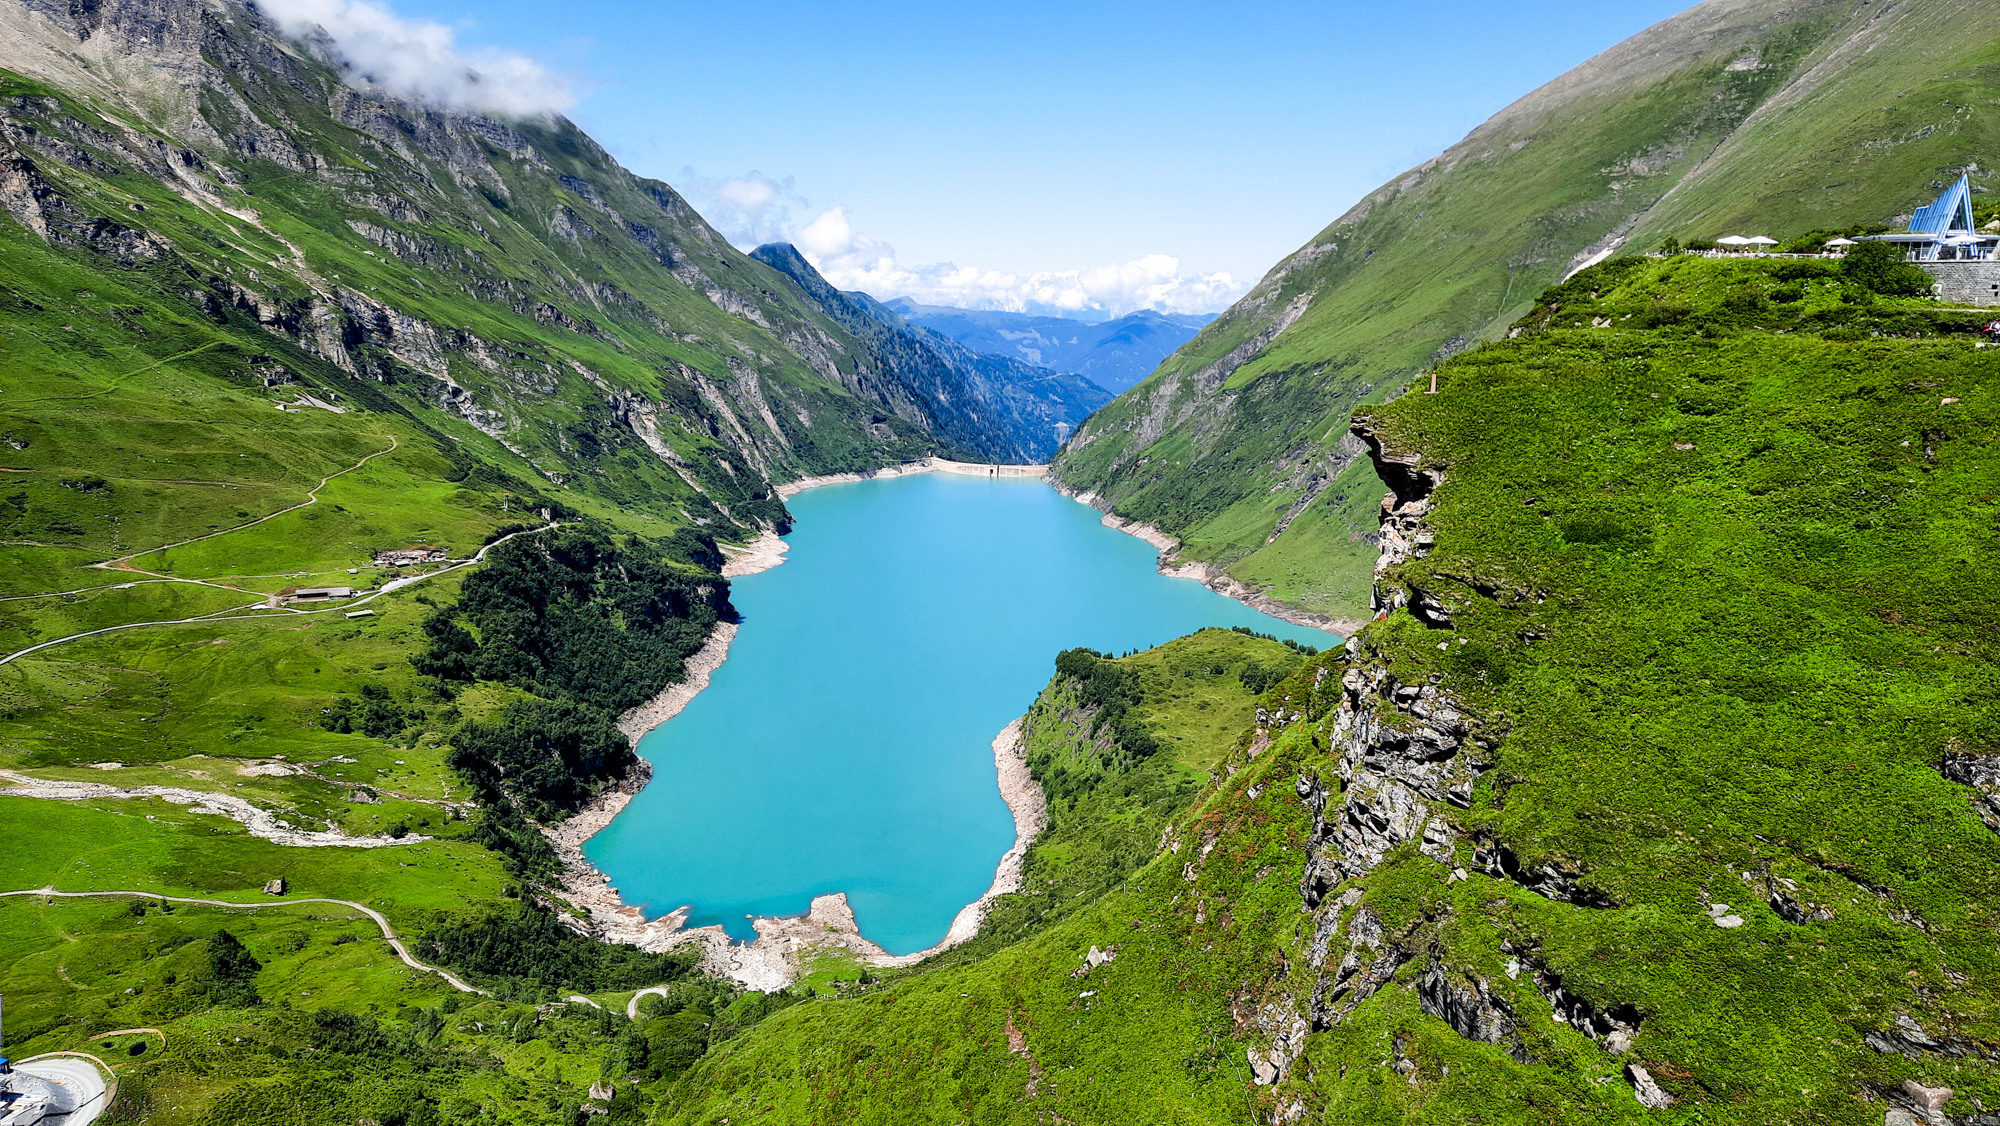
[0, 769, 426, 848]
[1049, 483, 1363, 637]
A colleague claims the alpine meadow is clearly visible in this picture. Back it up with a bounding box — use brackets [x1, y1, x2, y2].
[0, 0, 1997, 1123]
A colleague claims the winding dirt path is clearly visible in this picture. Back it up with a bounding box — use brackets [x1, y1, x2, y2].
[0, 521, 558, 666]
[93, 433, 399, 571]
[626, 985, 670, 1020]
[0, 888, 487, 995]
[0, 769, 425, 848]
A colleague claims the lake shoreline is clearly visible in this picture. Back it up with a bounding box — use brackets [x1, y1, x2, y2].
[548, 457, 1333, 986]
[878, 718, 1046, 966]
[547, 460, 1055, 986]
[542, 622, 739, 947]
[1048, 480, 1365, 638]
[776, 455, 1049, 499]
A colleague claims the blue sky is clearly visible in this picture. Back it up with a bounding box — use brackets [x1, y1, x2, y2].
[273, 0, 1691, 316]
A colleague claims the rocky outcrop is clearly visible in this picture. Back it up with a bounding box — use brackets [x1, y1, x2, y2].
[1519, 952, 1640, 1054]
[1297, 663, 1484, 908]
[1940, 744, 2000, 834]
[1471, 836, 1618, 908]
[1627, 1063, 1676, 1109]
[1864, 1013, 1998, 1061]
[1308, 896, 1410, 1028]
[1240, 993, 1312, 1087]
[1273, 417, 1653, 1089]
[1416, 959, 1530, 1062]
[1351, 414, 1443, 620]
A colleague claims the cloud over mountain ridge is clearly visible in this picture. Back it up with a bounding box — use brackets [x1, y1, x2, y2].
[256, 0, 574, 117]
[676, 171, 1244, 320]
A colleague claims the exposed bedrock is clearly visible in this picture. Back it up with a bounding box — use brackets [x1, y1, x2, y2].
[1416, 956, 1531, 1062]
[1297, 662, 1483, 908]
[1940, 743, 2000, 835]
[1252, 416, 1654, 1103]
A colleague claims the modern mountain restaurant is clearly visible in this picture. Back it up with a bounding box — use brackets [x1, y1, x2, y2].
[1864, 174, 2000, 305]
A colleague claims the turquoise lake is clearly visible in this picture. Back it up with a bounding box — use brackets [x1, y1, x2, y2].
[585, 472, 1337, 955]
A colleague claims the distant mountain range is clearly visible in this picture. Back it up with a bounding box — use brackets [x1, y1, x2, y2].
[754, 247, 1110, 459]
[883, 300, 1216, 395]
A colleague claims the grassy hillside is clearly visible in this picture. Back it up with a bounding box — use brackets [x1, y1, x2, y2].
[0, 0, 1082, 1115]
[1051, 0, 1999, 626]
[0, 628, 1300, 1122]
[662, 629, 1308, 1123]
[653, 256, 2000, 1124]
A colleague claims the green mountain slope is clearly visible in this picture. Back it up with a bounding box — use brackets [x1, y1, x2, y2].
[0, 0, 1075, 562]
[1050, 0, 1999, 626]
[662, 255, 2000, 1126]
[0, 0, 1107, 1112]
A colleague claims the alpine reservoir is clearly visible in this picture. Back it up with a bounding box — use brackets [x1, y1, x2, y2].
[585, 472, 1336, 954]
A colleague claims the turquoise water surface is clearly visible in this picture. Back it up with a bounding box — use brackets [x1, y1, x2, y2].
[585, 472, 1336, 955]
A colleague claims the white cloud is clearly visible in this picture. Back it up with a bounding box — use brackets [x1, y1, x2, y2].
[257, 0, 574, 118]
[673, 171, 808, 249]
[792, 206, 1243, 319]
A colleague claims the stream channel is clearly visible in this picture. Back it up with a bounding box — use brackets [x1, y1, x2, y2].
[584, 472, 1336, 955]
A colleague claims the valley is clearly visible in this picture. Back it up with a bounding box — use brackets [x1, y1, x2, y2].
[0, 0, 1996, 1122]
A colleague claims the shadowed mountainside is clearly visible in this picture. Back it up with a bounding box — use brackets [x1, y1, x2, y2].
[752, 244, 1111, 462]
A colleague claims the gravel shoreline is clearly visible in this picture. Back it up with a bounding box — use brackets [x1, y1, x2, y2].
[877, 718, 1046, 965]
[548, 457, 1367, 986]
[776, 456, 1048, 498]
[540, 623, 736, 948]
[1050, 481, 1364, 637]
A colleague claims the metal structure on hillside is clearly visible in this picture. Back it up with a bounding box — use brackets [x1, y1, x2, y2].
[0, 996, 107, 1126]
[1864, 174, 1997, 261]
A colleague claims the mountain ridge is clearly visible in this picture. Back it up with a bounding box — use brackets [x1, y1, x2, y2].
[883, 298, 1216, 394]
[750, 243, 1111, 461]
[1049, 0, 1998, 626]
[0, 0, 1080, 518]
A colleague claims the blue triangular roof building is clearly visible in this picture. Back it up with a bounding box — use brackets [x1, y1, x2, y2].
[1863, 173, 1994, 262]
[1909, 174, 1978, 236]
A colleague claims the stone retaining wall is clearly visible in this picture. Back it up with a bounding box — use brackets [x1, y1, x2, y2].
[1918, 261, 2000, 307]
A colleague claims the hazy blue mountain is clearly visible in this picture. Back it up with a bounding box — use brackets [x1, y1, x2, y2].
[883, 300, 1216, 394]
[754, 246, 1112, 461]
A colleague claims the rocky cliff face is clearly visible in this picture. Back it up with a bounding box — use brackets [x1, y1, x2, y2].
[1224, 417, 1676, 1110]
[0, 0, 1063, 535]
